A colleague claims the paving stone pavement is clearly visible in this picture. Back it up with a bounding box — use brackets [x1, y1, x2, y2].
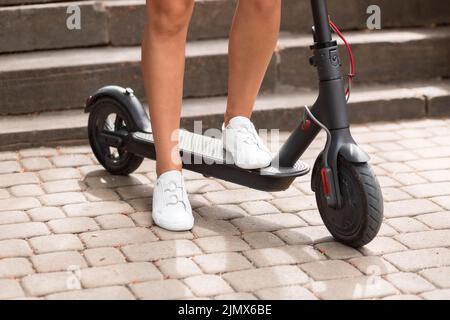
[1, 118, 450, 300]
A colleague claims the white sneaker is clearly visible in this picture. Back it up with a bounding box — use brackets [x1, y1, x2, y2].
[152, 170, 194, 231]
[222, 116, 272, 170]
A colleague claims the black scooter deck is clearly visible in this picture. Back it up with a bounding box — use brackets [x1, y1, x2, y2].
[121, 130, 310, 192]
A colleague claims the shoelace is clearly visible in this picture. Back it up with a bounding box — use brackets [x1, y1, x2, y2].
[236, 126, 260, 146]
[162, 180, 187, 210]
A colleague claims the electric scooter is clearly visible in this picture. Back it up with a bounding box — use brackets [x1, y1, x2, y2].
[85, 0, 383, 247]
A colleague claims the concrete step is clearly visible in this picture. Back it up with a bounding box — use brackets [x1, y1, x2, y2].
[0, 1, 107, 53]
[1, 27, 449, 116]
[0, 0, 237, 53]
[1, 0, 449, 53]
[0, 0, 70, 6]
[284, 0, 450, 34]
[0, 80, 448, 150]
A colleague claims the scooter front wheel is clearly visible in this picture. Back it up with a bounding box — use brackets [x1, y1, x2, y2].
[313, 156, 383, 248]
[88, 98, 144, 175]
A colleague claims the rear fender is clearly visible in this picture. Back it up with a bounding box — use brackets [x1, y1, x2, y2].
[85, 85, 151, 133]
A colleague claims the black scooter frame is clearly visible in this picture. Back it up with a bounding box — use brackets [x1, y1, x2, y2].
[85, 0, 369, 207]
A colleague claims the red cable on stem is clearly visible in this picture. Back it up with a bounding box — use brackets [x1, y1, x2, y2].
[328, 18, 355, 97]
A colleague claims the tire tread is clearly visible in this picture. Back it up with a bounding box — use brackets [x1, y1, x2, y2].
[87, 98, 144, 176]
[314, 156, 383, 248]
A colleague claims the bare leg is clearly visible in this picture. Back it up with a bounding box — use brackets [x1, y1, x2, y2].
[224, 0, 282, 125]
[141, 0, 195, 176]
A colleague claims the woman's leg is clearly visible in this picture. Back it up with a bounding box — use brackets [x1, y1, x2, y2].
[142, 0, 195, 232]
[225, 0, 282, 125]
[141, 0, 195, 176]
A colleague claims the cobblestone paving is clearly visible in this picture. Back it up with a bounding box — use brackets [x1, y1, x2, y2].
[1, 118, 450, 300]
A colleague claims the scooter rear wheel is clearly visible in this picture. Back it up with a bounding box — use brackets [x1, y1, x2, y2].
[313, 156, 383, 248]
[88, 98, 144, 175]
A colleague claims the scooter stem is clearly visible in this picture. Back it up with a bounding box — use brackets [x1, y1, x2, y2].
[311, 0, 333, 43]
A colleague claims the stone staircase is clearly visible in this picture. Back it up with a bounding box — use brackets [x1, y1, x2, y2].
[0, 0, 449, 149]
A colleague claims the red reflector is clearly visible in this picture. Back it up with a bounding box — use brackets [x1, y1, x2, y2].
[321, 168, 331, 197]
[301, 119, 311, 131]
[86, 96, 92, 106]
